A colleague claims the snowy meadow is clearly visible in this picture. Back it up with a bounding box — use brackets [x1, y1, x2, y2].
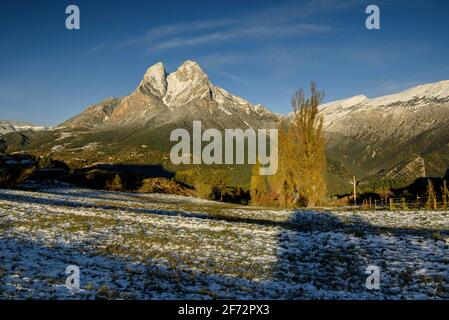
[1, 186, 448, 299]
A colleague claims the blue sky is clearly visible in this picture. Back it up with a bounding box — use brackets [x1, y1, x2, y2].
[1, 0, 448, 126]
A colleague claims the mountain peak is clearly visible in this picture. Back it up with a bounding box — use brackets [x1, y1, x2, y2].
[63, 59, 277, 128]
[140, 62, 167, 98]
[164, 60, 211, 106]
[174, 60, 208, 80]
[180, 59, 199, 66]
[400, 79, 449, 99]
[320, 94, 368, 111]
[179, 60, 202, 70]
[143, 62, 166, 81]
[366, 80, 449, 108]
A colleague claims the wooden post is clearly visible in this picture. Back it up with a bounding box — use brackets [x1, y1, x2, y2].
[374, 199, 377, 210]
[441, 180, 449, 209]
[443, 181, 448, 208]
[353, 176, 357, 206]
[369, 197, 372, 209]
[389, 198, 394, 211]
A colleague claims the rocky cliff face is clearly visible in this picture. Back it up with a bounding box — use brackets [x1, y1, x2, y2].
[60, 98, 124, 129]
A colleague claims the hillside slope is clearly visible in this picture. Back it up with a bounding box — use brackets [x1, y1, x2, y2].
[320, 80, 449, 194]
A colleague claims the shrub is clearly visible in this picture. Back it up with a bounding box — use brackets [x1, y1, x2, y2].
[105, 174, 124, 191]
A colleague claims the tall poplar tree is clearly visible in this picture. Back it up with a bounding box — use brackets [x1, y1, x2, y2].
[250, 83, 327, 207]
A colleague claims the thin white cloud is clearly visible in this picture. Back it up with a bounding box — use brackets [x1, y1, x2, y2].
[118, 19, 235, 48]
[246, 0, 359, 22]
[155, 32, 236, 50]
[112, 0, 354, 53]
[154, 24, 329, 50]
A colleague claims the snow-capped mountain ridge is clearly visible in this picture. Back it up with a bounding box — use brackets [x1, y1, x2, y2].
[321, 80, 449, 113]
[0, 120, 48, 135]
[319, 80, 449, 139]
[322, 79, 449, 190]
[319, 95, 368, 110]
[368, 80, 449, 107]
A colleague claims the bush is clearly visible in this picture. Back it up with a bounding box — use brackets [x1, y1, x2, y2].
[38, 156, 53, 169]
[138, 178, 195, 196]
[194, 181, 213, 199]
[0, 154, 36, 187]
[105, 174, 124, 191]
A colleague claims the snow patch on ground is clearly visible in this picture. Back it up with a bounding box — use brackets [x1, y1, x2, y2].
[1, 187, 448, 299]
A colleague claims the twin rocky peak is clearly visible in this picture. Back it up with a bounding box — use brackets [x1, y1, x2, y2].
[140, 60, 211, 106]
[62, 60, 276, 129]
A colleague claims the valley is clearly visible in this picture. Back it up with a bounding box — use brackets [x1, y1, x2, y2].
[1, 62, 449, 201]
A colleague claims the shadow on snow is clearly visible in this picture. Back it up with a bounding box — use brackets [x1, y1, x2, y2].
[1, 190, 449, 299]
